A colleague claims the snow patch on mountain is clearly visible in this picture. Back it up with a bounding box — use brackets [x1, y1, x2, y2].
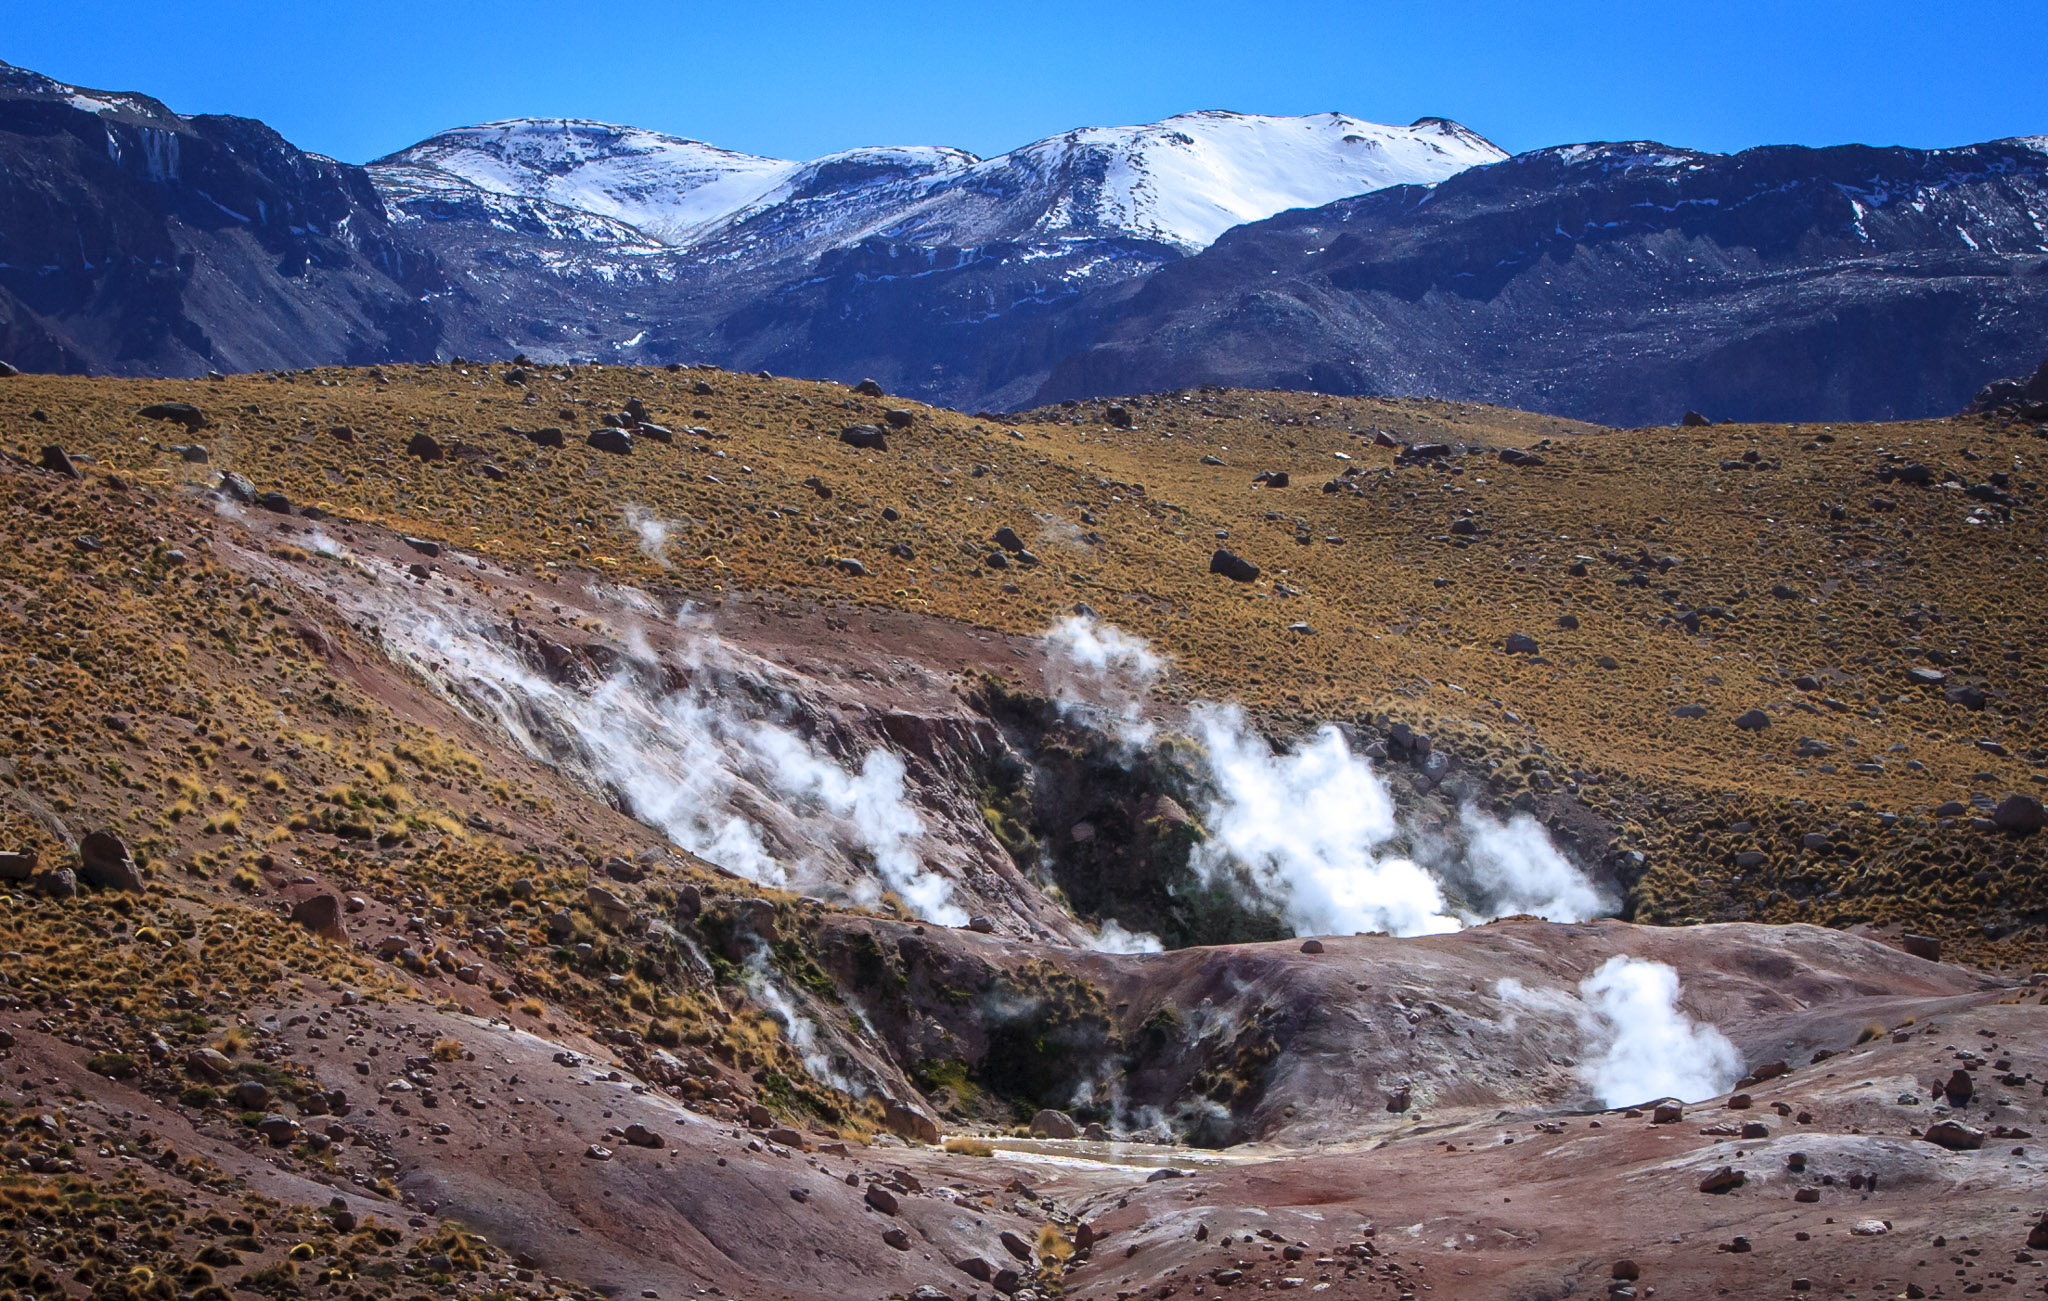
[372, 110, 1504, 256]
[375, 120, 803, 245]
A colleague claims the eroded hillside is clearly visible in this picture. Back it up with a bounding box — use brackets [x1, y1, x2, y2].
[0, 364, 2044, 1301]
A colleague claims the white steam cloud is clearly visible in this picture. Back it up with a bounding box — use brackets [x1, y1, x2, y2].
[1459, 806, 1612, 923]
[1576, 956, 1744, 1106]
[1042, 615, 1165, 744]
[379, 607, 965, 925]
[1087, 917, 1165, 954]
[623, 506, 671, 567]
[1190, 704, 1460, 938]
[1041, 619, 1610, 940]
[745, 952, 858, 1094]
[1499, 956, 1744, 1107]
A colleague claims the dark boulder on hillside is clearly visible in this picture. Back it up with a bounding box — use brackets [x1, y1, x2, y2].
[138, 401, 207, 429]
[1209, 549, 1260, 582]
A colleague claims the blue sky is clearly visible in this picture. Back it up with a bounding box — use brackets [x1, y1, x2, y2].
[9, 0, 2045, 164]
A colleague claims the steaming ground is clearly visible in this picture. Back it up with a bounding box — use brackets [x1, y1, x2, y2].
[1042, 617, 1613, 940]
[1499, 956, 1745, 1106]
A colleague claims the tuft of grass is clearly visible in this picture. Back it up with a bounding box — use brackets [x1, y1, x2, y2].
[943, 1137, 994, 1157]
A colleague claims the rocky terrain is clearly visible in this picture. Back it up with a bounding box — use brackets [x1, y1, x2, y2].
[0, 360, 2042, 1298]
[1046, 138, 2048, 424]
[0, 63, 442, 377]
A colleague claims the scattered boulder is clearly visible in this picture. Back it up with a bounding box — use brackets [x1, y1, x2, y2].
[185, 1048, 234, 1080]
[1651, 1103, 1684, 1124]
[0, 851, 35, 880]
[1698, 1165, 1745, 1193]
[839, 424, 888, 451]
[1104, 402, 1133, 428]
[1030, 1109, 1080, 1139]
[1299, 938, 1325, 954]
[39, 445, 81, 479]
[0, 359, 17, 377]
[864, 1184, 900, 1215]
[855, 378, 884, 397]
[255, 1113, 301, 1147]
[1923, 1120, 1985, 1151]
[884, 409, 914, 428]
[289, 894, 347, 942]
[1992, 794, 2044, 833]
[1733, 709, 1770, 731]
[1209, 549, 1260, 582]
[1900, 933, 1942, 962]
[407, 433, 444, 460]
[1942, 1068, 1975, 1105]
[883, 1097, 940, 1144]
[1681, 410, 1713, 427]
[999, 1230, 1034, 1262]
[588, 428, 634, 455]
[882, 1227, 912, 1250]
[1504, 632, 1539, 655]
[78, 831, 144, 892]
[139, 401, 207, 430]
[992, 526, 1028, 554]
[623, 1123, 664, 1149]
[955, 1257, 995, 1282]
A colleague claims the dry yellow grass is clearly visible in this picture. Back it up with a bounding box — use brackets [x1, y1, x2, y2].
[1, 365, 2043, 963]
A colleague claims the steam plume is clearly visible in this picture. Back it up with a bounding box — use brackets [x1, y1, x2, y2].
[1189, 704, 1460, 938]
[1575, 955, 1744, 1106]
[376, 606, 965, 924]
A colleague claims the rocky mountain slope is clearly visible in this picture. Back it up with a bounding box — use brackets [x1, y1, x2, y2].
[1046, 137, 2048, 424]
[0, 362, 2045, 1298]
[367, 111, 1503, 409]
[0, 61, 443, 377]
[7, 57, 2045, 427]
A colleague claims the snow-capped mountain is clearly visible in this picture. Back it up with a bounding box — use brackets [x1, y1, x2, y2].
[370, 110, 1504, 256]
[359, 108, 1504, 406]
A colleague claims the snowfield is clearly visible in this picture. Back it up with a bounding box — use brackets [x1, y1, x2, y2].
[371, 110, 1505, 256]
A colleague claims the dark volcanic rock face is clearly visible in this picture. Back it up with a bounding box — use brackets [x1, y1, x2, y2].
[0, 61, 443, 375]
[1041, 139, 2048, 425]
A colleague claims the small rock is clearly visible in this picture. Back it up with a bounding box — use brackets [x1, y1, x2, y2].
[839, 424, 888, 451]
[1651, 1103, 1684, 1124]
[584, 1144, 613, 1161]
[407, 432, 444, 461]
[1848, 1219, 1890, 1236]
[1299, 938, 1325, 954]
[1504, 632, 1539, 655]
[588, 428, 634, 455]
[864, 1184, 900, 1215]
[999, 1229, 1034, 1262]
[1733, 709, 1771, 731]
